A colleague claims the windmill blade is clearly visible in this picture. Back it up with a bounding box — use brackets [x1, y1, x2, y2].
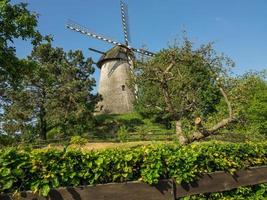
[66, 20, 154, 56]
[89, 48, 105, 55]
[120, 0, 130, 45]
[66, 20, 122, 46]
[131, 47, 155, 56]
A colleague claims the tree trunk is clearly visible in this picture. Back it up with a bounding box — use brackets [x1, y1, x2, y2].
[39, 104, 47, 140]
[187, 86, 235, 143]
[175, 120, 187, 145]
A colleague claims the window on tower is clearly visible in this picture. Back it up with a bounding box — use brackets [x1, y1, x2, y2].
[122, 85, 125, 91]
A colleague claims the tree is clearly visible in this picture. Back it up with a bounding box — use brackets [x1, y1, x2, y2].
[0, 0, 41, 83]
[2, 41, 99, 140]
[226, 71, 267, 136]
[133, 39, 235, 145]
[0, 0, 41, 116]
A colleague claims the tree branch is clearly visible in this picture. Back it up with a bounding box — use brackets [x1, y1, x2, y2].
[164, 63, 174, 74]
[188, 85, 235, 143]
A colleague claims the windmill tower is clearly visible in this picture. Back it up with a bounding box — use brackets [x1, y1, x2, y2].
[66, 1, 154, 114]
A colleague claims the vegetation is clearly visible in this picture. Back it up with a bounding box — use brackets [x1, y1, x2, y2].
[69, 136, 87, 145]
[0, 141, 266, 196]
[92, 112, 174, 140]
[0, 1, 266, 199]
[1, 0, 266, 144]
[132, 39, 267, 145]
[2, 40, 99, 140]
[0, 0, 41, 90]
[0, 1, 99, 142]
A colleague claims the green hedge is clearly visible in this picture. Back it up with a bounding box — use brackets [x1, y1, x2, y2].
[0, 141, 266, 197]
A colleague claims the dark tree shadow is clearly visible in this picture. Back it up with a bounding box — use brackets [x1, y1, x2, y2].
[66, 187, 81, 200]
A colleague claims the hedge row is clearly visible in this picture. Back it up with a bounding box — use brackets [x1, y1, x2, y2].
[0, 141, 266, 197]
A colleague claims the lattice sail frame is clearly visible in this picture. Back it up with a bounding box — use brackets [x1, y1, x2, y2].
[66, 0, 154, 57]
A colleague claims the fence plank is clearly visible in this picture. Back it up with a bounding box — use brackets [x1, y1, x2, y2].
[175, 166, 267, 198]
[1, 166, 266, 200]
[0, 180, 174, 200]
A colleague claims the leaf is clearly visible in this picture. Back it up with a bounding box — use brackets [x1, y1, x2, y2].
[40, 184, 50, 197]
[31, 181, 40, 193]
[12, 168, 24, 176]
[70, 172, 76, 178]
[125, 154, 133, 161]
[1, 168, 11, 177]
[95, 157, 104, 166]
[52, 177, 59, 188]
[87, 161, 93, 168]
[3, 179, 13, 190]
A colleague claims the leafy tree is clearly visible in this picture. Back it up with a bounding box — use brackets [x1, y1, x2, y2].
[0, 0, 41, 89]
[133, 38, 235, 145]
[2, 41, 99, 140]
[226, 71, 267, 135]
[0, 0, 41, 134]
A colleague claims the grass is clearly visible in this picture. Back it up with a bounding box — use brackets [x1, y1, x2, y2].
[88, 112, 174, 140]
[71, 141, 171, 151]
[41, 141, 172, 152]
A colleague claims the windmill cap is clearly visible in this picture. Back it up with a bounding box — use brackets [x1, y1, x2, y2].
[97, 45, 134, 68]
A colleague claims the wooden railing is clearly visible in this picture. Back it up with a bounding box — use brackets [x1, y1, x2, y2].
[1, 166, 267, 200]
[1, 132, 175, 149]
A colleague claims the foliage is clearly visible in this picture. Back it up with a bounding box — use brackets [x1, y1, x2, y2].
[132, 38, 236, 144]
[134, 39, 233, 118]
[0, 141, 266, 196]
[204, 71, 267, 140]
[1, 41, 99, 140]
[70, 136, 87, 145]
[92, 112, 174, 139]
[133, 38, 267, 144]
[229, 71, 267, 135]
[117, 125, 128, 142]
[0, 0, 41, 101]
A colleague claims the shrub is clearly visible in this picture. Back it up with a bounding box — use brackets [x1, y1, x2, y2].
[0, 141, 266, 197]
[117, 125, 129, 142]
[70, 136, 87, 145]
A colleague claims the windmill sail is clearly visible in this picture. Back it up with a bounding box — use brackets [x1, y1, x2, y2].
[120, 0, 130, 45]
[66, 20, 122, 46]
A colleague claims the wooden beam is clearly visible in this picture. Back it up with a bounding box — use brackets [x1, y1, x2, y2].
[175, 166, 267, 197]
[0, 166, 266, 200]
[0, 180, 174, 200]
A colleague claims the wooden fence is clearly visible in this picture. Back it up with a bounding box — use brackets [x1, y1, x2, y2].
[1, 166, 267, 200]
[2, 132, 175, 149]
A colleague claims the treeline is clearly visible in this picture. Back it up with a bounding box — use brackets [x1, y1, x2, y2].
[0, 1, 99, 142]
[0, 0, 266, 145]
[132, 41, 267, 144]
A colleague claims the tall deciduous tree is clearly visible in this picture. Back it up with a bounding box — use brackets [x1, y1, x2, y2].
[2, 41, 99, 140]
[226, 71, 267, 136]
[0, 0, 41, 125]
[0, 0, 41, 87]
[133, 39, 235, 145]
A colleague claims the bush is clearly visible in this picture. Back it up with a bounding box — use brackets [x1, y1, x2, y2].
[117, 125, 129, 142]
[70, 136, 87, 145]
[0, 141, 266, 197]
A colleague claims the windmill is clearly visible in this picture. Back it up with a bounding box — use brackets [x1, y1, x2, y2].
[66, 0, 154, 114]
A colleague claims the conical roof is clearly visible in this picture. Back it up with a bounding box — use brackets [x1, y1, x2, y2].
[97, 45, 134, 68]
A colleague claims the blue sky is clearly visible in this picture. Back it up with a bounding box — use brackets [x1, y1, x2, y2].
[13, 0, 267, 89]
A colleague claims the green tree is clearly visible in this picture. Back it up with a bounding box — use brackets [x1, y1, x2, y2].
[133, 39, 235, 145]
[2, 41, 99, 140]
[226, 71, 267, 136]
[0, 0, 41, 133]
[0, 0, 41, 88]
